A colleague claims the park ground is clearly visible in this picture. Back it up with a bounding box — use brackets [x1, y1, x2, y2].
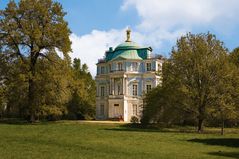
[0, 120, 238, 159]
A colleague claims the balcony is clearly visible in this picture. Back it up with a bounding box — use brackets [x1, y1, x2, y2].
[109, 69, 125, 73]
[108, 94, 125, 99]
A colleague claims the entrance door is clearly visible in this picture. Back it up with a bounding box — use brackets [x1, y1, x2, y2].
[113, 104, 120, 117]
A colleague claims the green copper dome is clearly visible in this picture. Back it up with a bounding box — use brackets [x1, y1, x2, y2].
[115, 41, 140, 51]
[104, 29, 152, 62]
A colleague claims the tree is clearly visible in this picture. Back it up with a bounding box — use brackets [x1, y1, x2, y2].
[208, 58, 239, 135]
[0, 0, 71, 121]
[34, 52, 72, 120]
[141, 86, 168, 124]
[0, 54, 7, 117]
[67, 58, 96, 120]
[142, 61, 196, 126]
[169, 33, 232, 132]
[142, 32, 239, 133]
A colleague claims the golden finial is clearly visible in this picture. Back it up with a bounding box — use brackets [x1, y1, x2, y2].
[125, 28, 131, 42]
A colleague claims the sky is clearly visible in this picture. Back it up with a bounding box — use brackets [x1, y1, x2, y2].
[1, 0, 239, 76]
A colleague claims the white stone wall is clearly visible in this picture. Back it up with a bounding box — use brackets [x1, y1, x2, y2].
[95, 58, 163, 122]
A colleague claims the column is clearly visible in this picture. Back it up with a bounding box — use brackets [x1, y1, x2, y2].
[121, 78, 123, 95]
[125, 77, 128, 96]
[112, 78, 114, 95]
[123, 100, 128, 122]
[110, 78, 112, 95]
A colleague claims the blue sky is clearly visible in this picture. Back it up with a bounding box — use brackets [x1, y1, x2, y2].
[57, 0, 140, 35]
[1, 0, 239, 75]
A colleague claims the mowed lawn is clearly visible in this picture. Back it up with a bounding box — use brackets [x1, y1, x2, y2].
[0, 121, 238, 159]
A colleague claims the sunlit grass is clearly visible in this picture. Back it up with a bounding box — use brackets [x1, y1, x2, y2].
[0, 121, 238, 159]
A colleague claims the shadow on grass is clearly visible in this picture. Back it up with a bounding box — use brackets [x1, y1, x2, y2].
[0, 118, 29, 125]
[208, 152, 239, 159]
[188, 138, 239, 148]
[0, 118, 55, 125]
[103, 123, 239, 134]
[103, 123, 198, 134]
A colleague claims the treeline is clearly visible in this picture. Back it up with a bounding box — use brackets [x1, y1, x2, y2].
[142, 33, 239, 134]
[0, 0, 95, 121]
[0, 53, 96, 121]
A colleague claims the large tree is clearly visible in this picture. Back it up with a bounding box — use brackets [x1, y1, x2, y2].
[0, 0, 71, 121]
[142, 33, 239, 133]
[171, 33, 224, 132]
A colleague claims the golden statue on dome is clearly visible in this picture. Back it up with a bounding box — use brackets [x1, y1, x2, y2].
[125, 28, 131, 42]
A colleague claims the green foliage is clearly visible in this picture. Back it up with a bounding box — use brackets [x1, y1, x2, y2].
[67, 58, 96, 120]
[130, 116, 139, 123]
[0, 0, 96, 120]
[34, 52, 71, 120]
[0, 0, 71, 121]
[142, 33, 239, 132]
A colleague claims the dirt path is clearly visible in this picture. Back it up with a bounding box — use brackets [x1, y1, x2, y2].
[78, 120, 129, 124]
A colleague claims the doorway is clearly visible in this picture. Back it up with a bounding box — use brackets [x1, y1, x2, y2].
[113, 104, 120, 117]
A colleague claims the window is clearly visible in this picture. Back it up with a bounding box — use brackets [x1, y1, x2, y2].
[100, 86, 105, 96]
[133, 104, 137, 116]
[101, 66, 105, 74]
[100, 104, 104, 116]
[146, 63, 151, 71]
[132, 62, 138, 71]
[117, 84, 121, 95]
[118, 63, 123, 71]
[146, 85, 152, 93]
[133, 84, 137, 96]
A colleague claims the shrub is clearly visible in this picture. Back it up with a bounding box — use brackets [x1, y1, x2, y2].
[130, 116, 139, 123]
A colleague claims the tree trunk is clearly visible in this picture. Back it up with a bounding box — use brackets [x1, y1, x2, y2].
[28, 76, 35, 122]
[28, 55, 37, 123]
[197, 118, 204, 133]
[198, 104, 205, 133]
[221, 117, 224, 135]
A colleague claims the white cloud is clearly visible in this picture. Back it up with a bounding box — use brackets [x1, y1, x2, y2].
[70, 29, 125, 77]
[122, 0, 239, 32]
[70, 0, 239, 76]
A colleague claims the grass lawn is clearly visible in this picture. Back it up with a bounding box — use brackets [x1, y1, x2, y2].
[0, 121, 238, 159]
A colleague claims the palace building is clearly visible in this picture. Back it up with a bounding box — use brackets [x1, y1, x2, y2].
[95, 29, 163, 122]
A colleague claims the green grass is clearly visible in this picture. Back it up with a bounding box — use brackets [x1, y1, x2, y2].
[0, 121, 238, 159]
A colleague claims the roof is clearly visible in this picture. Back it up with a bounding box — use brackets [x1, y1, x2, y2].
[102, 29, 152, 62]
[114, 41, 140, 51]
[111, 49, 143, 61]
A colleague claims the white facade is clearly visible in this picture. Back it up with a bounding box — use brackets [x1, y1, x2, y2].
[95, 30, 163, 122]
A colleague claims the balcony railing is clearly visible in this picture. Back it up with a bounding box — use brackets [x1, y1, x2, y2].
[109, 69, 125, 73]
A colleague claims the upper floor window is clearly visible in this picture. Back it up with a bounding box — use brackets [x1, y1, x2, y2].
[118, 62, 123, 71]
[146, 63, 151, 71]
[133, 84, 138, 96]
[101, 66, 105, 74]
[131, 62, 138, 71]
[100, 86, 105, 96]
[117, 84, 121, 95]
[146, 85, 152, 93]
